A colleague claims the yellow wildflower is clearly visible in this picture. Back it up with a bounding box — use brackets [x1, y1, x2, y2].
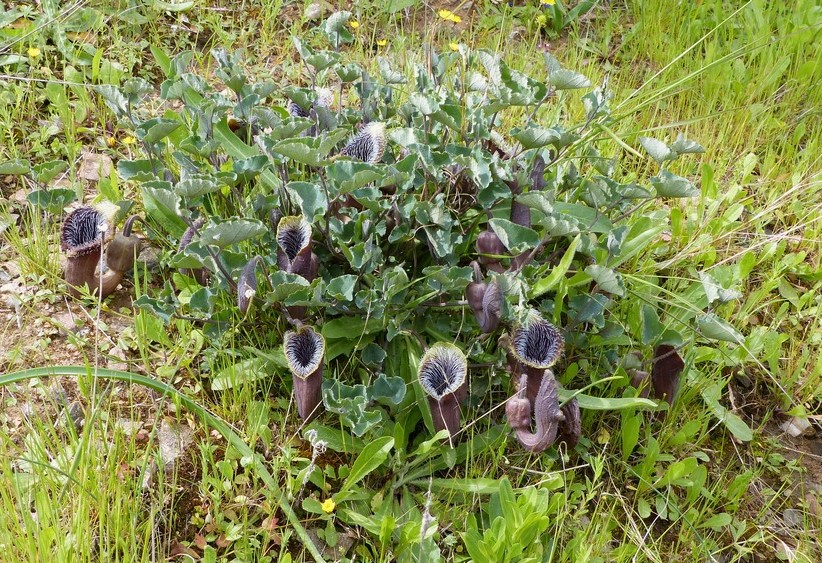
[27, 47, 41, 59]
[376, 39, 387, 47]
[321, 498, 336, 513]
[122, 136, 137, 145]
[437, 9, 462, 24]
[349, 20, 360, 30]
[106, 136, 117, 148]
[449, 42, 460, 52]
[541, 0, 556, 5]
[536, 13, 548, 26]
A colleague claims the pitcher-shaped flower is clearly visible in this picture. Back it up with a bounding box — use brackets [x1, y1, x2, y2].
[276, 215, 318, 280]
[418, 342, 468, 441]
[340, 122, 386, 164]
[61, 205, 138, 299]
[284, 326, 325, 422]
[505, 312, 564, 407]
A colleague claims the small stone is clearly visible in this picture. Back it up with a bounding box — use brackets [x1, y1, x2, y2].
[1, 260, 22, 279]
[52, 310, 80, 336]
[136, 245, 160, 270]
[304, 1, 331, 20]
[780, 416, 813, 438]
[116, 418, 143, 437]
[77, 151, 113, 182]
[9, 188, 28, 204]
[805, 493, 820, 518]
[107, 346, 129, 372]
[782, 508, 804, 528]
[158, 420, 195, 471]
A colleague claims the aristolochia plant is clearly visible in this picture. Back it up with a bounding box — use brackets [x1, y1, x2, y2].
[92, 11, 709, 457]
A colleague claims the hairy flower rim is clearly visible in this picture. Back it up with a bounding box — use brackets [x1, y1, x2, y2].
[277, 216, 311, 262]
[418, 342, 467, 400]
[61, 206, 108, 257]
[510, 313, 563, 369]
[284, 326, 325, 380]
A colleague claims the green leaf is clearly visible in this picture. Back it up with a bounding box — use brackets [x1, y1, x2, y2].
[271, 138, 330, 167]
[377, 57, 405, 84]
[370, 374, 405, 405]
[548, 69, 591, 90]
[561, 392, 657, 411]
[584, 265, 626, 297]
[699, 513, 732, 531]
[651, 170, 699, 198]
[335, 63, 362, 83]
[150, 44, 172, 77]
[0, 159, 31, 175]
[701, 382, 753, 442]
[326, 275, 358, 301]
[417, 478, 501, 494]
[200, 219, 266, 247]
[151, 0, 195, 11]
[670, 134, 705, 155]
[326, 161, 387, 194]
[530, 234, 580, 298]
[175, 178, 220, 199]
[305, 51, 340, 72]
[95, 85, 128, 117]
[324, 11, 351, 33]
[639, 136, 673, 164]
[286, 182, 327, 222]
[699, 271, 742, 304]
[211, 357, 275, 391]
[26, 188, 77, 214]
[31, 160, 68, 184]
[233, 155, 270, 181]
[141, 184, 187, 237]
[387, 0, 416, 13]
[118, 159, 159, 181]
[552, 202, 613, 232]
[409, 92, 439, 115]
[322, 317, 384, 340]
[488, 218, 541, 254]
[641, 304, 663, 345]
[511, 125, 562, 149]
[122, 77, 153, 99]
[136, 117, 182, 144]
[266, 271, 311, 303]
[337, 436, 394, 496]
[696, 313, 744, 344]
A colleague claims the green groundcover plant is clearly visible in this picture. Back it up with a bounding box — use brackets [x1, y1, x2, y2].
[7, 9, 764, 560]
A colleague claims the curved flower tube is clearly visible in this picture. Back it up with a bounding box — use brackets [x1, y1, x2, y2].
[417, 342, 468, 440]
[557, 397, 581, 448]
[237, 255, 260, 314]
[505, 371, 561, 453]
[276, 216, 318, 320]
[178, 217, 209, 285]
[630, 345, 685, 405]
[276, 216, 317, 279]
[505, 313, 564, 407]
[284, 326, 325, 422]
[61, 206, 139, 299]
[466, 262, 502, 333]
[476, 229, 506, 273]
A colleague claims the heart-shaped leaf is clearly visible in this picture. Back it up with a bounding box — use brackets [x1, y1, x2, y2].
[200, 219, 267, 247]
[488, 218, 541, 254]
